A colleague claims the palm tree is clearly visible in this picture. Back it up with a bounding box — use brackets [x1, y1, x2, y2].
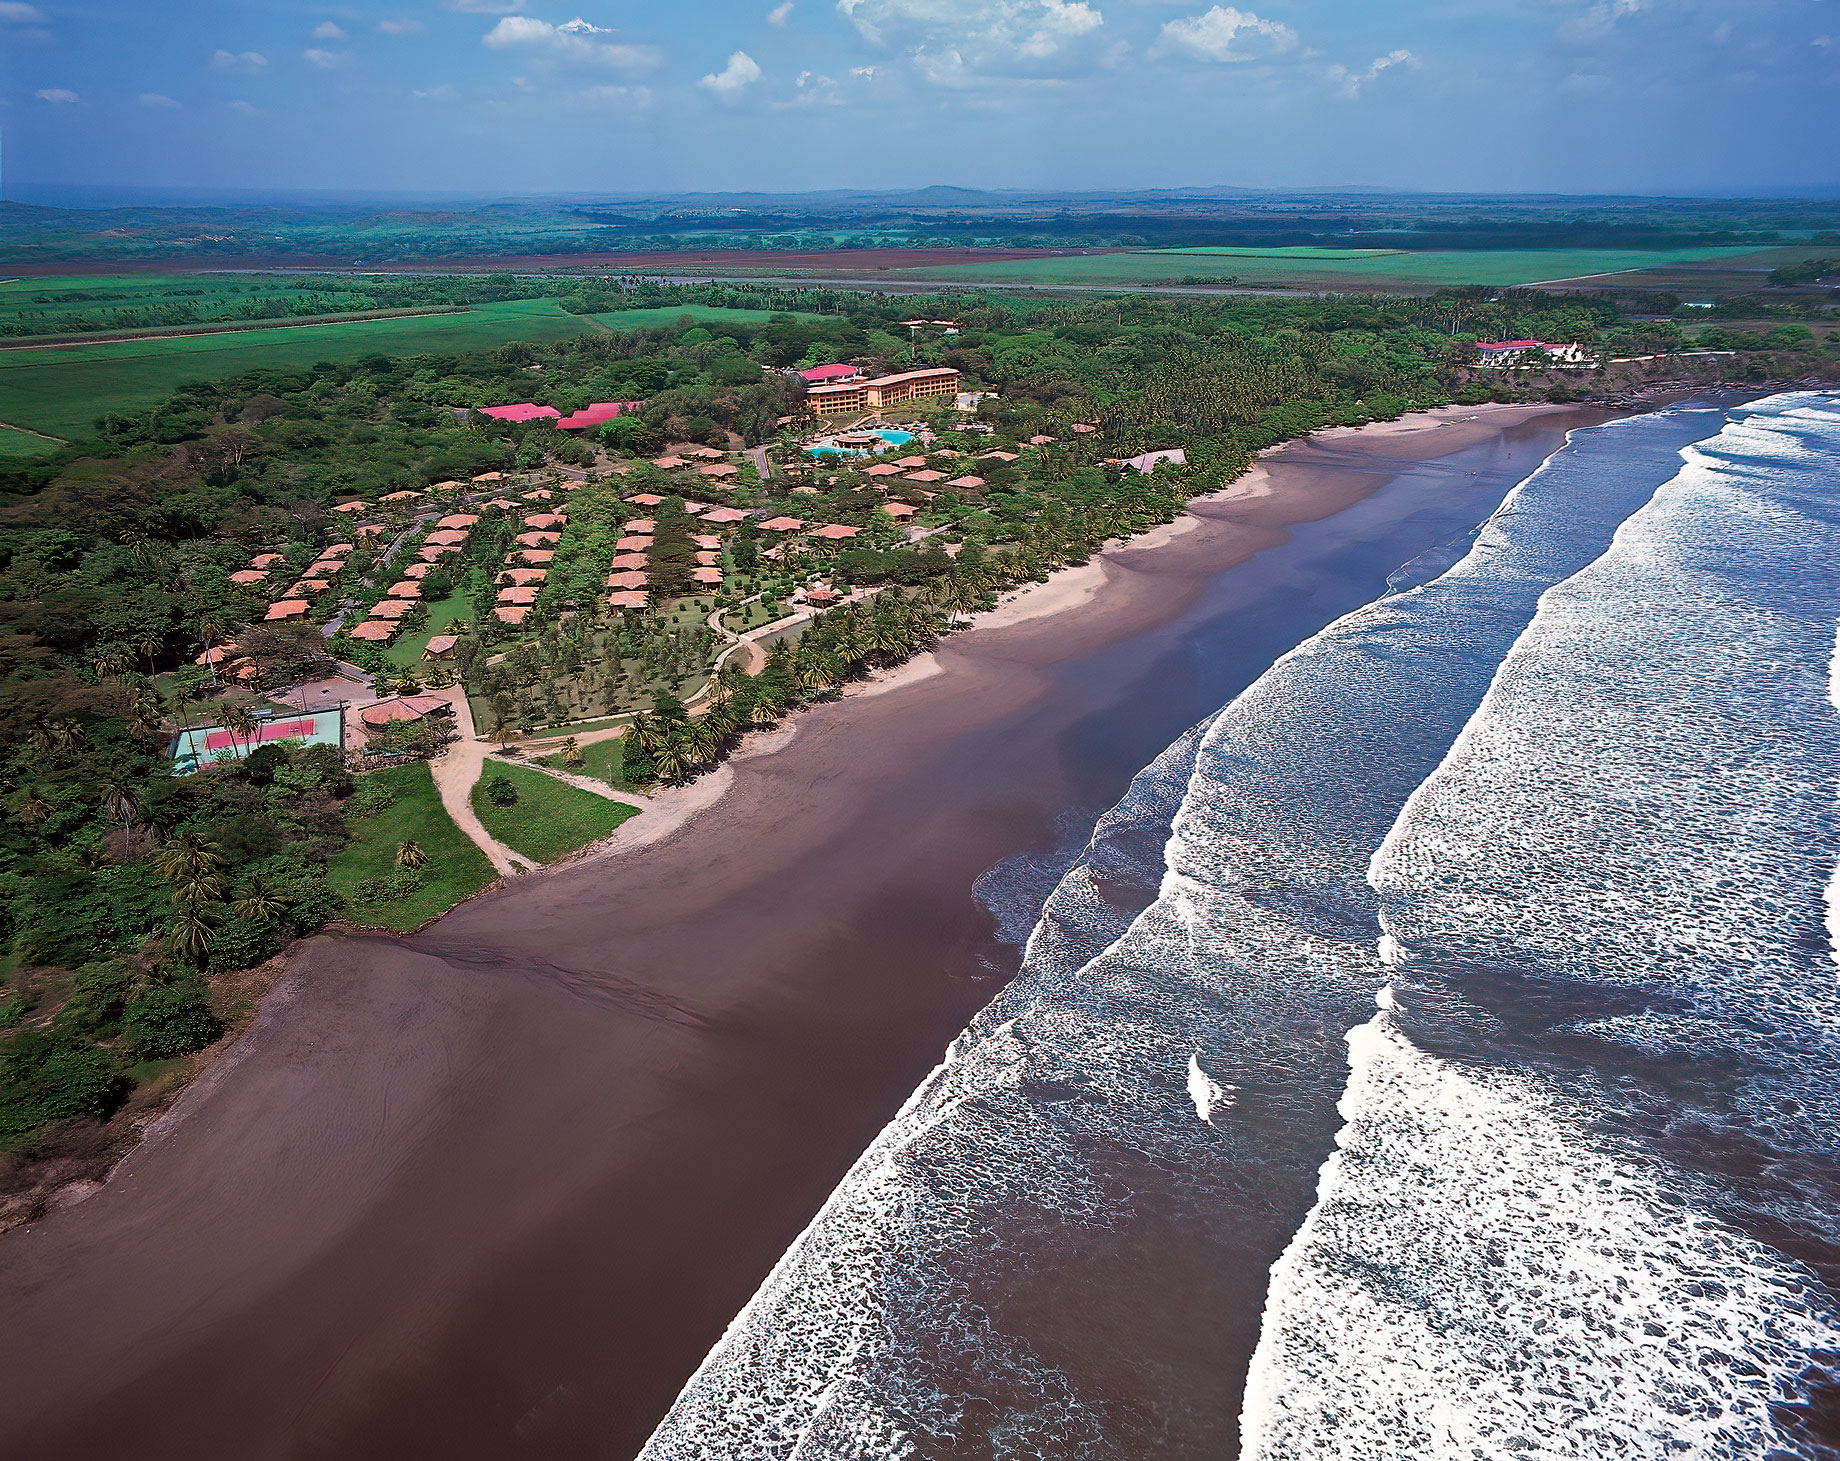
[136, 629, 164, 677]
[747, 694, 779, 727]
[126, 687, 163, 738]
[198, 615, 226, 685]
[14, 786, 51, 830]
[232, 880, 287, 924]
[626, 712, 666, 756]
[100, 777, 141, 840]
[220, 703, 258, 760]
[686, 719, 719, 766]
[168, 901, 221, 965]
[489, 720, 517, 751]
[90, 643, 133, 683]
[650, 738, 689, 785]
[561, 735, 584, 768]
[31, 717, 85, 758]
[153, 833, 228, 897]
[395, 839, 428, 870]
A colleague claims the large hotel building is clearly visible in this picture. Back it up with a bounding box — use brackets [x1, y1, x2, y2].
[805, 366, 960, 416]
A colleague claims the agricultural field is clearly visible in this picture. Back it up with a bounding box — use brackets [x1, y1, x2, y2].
[889, 245, 1786, 291]
[0, 425, 59, 462]
[0, 296, 593, 439]
[0, 273, 437, 340]
[587, 304, 835, 331]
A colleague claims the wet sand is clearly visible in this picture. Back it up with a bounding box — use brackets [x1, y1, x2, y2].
[0, 403, 1605, 1460]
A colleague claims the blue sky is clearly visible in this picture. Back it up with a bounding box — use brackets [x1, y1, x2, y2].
[3, 0, 1838, 199]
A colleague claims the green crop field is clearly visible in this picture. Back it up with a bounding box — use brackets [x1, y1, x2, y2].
[587, 304, 833, 331]
[893, 246, 1776, 290]
[0, 425, 60, 462]
[0, 297, 592, 439]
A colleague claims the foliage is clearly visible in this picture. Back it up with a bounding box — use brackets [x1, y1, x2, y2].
[469, 761, 638, 864]
[121, 977, 224, 1059]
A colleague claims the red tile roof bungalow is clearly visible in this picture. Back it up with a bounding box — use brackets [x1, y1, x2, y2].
[511, 548, 555, 566]
[497, 585, 539, 606]
[760, 516, 804, 532]
[419, 544, 461, 561]
[356, 524, 387, 539]
[685, 445, 724, 460]
[606, 590, 649, 610]
[607, 553, 649, 571]
[652, 456, 689, 470]
[423, 635, 459, 659]
[523, 512, 567, 530]
[864, 463, 903, 478]
[624, 518, 656, 533]
[331, 500, 367, 514]
[368, 599, 414, 620]
[605, 571, 649, 589]
[556, 401, 643, 430]
[698, 463, 739, 479]
[486, 497, 519, 512]
[194, 642, 238, 666]
[1071, 422, 1098, 435]
[692, 534, 721, 550]
[473, 471, 505, 483]
[523, 489, 555, 502]
[360, 693, 451, 728]
[436, 514, 480, 530]
[494, 605, 531, 626]
[402, 562, 436, 580]
[701, 507, 748, 526]
[265, 599, 309, 621]
[946, 474, 986, 489]
[894, 456, 928, 469]
[804, 586, 841, 605]
[478, 403, 561, 423]
[322, 541, 355, 555]
[387, 581, 422, 599]
[615, 536, 653, 553]
[978, 450, 1019, 463]
[627, 494, 666, 507]
[905, 470, 947, 484]
[884, 502, 919, 518]
[694, 550, 722, 566]
[498, 567, 549, 586]
[1027, 434, 1057, 446]
[811, 524, 861, 541]
[515, 531, 561, 548]
[289, 579, 331, 595]
[381, 489, 422, 503]
[692, 567, 724, 586]
[423, 530, 468, 547]
[230, 570, 268, 586]
[349, 621, 397, 642]
[249, 552, 286, 569]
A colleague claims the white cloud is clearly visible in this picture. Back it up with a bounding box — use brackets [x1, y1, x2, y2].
[578, 82, 651, 106]
[838, 0, 1104, 81]
[849, 63, 875, 78]
[1558, 0, 1647, 43]
[379, 17, 426, 34]
[0, 2, 46, 20]
[311, 20, 347, 40]
[1156, 5, 1295, 63]
[768, 1, 794, 24]
[228, 99, 261, 115]
[302, 47, 349, 67]
[483, 15, 659, 69]
[34, 86, 79, 103]
[1325, 47, 1416, 99]
[447, 0, 524, 11]
[139, 91, 181, 108]
[787, 68, 844, 105]
[210, 49, 269, 71]
[701, 49, 763, 97]
[412, 83, 456, 98]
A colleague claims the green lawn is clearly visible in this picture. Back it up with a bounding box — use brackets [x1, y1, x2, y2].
[587, 304, 831, 331]
[538, 736, 636, 789]
[472, 760, 638, 863]
[0, 425, 59, 462]
[329, 762, 496, 931]
[384, 584, 474, 666]
[891, 246, 1777, 290]
[0, 297, 592, 439]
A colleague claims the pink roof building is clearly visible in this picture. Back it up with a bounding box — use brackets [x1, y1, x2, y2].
[360, 694, 449, 728]
[436, 514, 480, 530]
[473, 471, 505, 483]
[349, 621, 397, 642]
[811, 524, 861, 541]
[290, 579, 331, 594]
[979, 450, 1020, 463]
[497, 586, 539, 606]
[627, 493, 665, 507]
[249, 552, 286, 569]
[702, 507, 748, 525]
[864, 463, 903, 478]
[905, 469, 948, 483]
[606, 591, 650, 610]
[884, 502, 919, 518]
[486, 497, 518, 511]
[945, 474, 986, 489]
[369, 599, 414, 620]
[894, 456, 928, 469]
[381, 489, 422, 503]
[402, 562, 436, 580]
[423, 530, 468, 547]
[523, 489, 554, 501]
[1071, 423, 1097, 434]
[515, 531, 561, 548]
[524, 512, 567, 530]
[615, 535, 653, 552]
[692, 567, 724, 585]
[798, 364, 861, 383]
[1027, 434, 1056, 446]
[760, 516, 804, 532]
[331, 501, 367, 514]
[604, 570, 649, 589]
[511, 549, 555, 565]
[494, 606, 532, 626]
[694, 551, 722, 566]
[692, 534, 722, 550]
[624, 518, 656, 533]
[321, 541, 355, 554]
[607, 553, 649, 571]
[498, 567, 549, 586]
[556, 400, 644, 430]
[423, 635, 459, 658]
[230, 570, 268, 586]
[478, 403, 561, 423]
[652, 456, 688, 471]
[264, 599, 310, 621]
[387, 581, 422, 599]
[419, 544, 461, 561]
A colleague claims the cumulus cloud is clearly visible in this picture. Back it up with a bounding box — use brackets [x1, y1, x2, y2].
[839, 0, 1103, 82]
[701, 49, 763, 97]
[34, 86, 79, 103]
[0, 2, 46, 20]
[379, 17, 426, 34]
[1558, 0, 1647, 42]
[483, 15, 659, 70]
[303, 48, 349, 67]
[228, 99, 260, 115]
[311, 21, 347, 40]
[210, 49, 269, 71]
[1156, 5, 1295, 63]
[447, 0, 524, 12]
[768, 0, 794, 24]
[1326, 47, 1416, 98]
[139, 91, 181, 107]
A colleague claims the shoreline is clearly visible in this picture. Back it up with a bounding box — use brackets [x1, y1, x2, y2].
[0, 399, 1613, 1461]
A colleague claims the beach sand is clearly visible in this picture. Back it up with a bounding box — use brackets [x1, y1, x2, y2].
[0, 402, 1606, 1461]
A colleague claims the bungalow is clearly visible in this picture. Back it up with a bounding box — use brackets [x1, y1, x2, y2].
[804, 586, 840, 605]
[419, 544, 461, 561]
[360, 694, 451, 729]
[249, 552, 286, 569]
[494, 605, 532, 626]
[424, 530, 468, 548]
[264, 599, 309, 621]
[486, 497, 519, 512]
[523, 489, 555, 502]
[905, 470, 947, 484]
[289, 579, 331, 595]
[321, 542, 355, 555]
[760, 516, 804, 533]
[423, 635, 460, 659]
[883, 502, 919, 519]
[699, 463, 739, 479]
[230, 570, 269, 586]
[436, 514, 480, 530]
[694, 551, 722, 566]
[811, 524, 861, 541]
[615, 536, 653, 552]
[356, 524, 386, 539]
[652, 456, 689, 471]
[515, 531, 561, 548]
[692, 567, 725, 586]
[894, 456, 928, 469]
[1071, 423, 1097, 435]
[628, 493, 666, 507]
[524, 512, 567, 531]
[499, 567, 549, 586]
[368, 599, 414, 620]
[331, 501, 367, 514]
[625, 518, 656, 533]
[865, 464, 903, 479]
[608, 553, 649, 571]
[387, 581, 422, 599]
[686, 445, 725, 460]
[497, 586, 539, 606]
[195, 642, 238, 666]
[605, 571, 649, 589]
[349, 621, 397, 642]
[945, 475, 986, 490]
[511, 548, 555, 566]
[402, 562, 436, 580]
[1027, 434, 1056, 446]
[692, 534, 722, 550]
[478, 403, 560, 423]
[607, 590, 650, 610]
[979, 450, 1020, 464]
[701, 507, 749, 526]
[380, 489, 422, 504]
[473, 471, 505, 484]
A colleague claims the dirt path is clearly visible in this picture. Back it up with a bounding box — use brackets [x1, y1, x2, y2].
[0, 419, 68, 445]
[428, 687, 535, 876]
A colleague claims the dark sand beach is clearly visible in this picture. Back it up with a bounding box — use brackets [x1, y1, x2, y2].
[0, 403, 1608, 1460]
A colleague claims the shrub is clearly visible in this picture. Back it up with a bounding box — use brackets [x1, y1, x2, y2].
[351, 869, 425, 905]
[0, 1032, 129, 1141]
[208, 912, 284, 972]
[54, 961, 138, 1038]
[485, 775, 518, 807]
[349, 777, 398, 818]
[122, 979, 224, 1060]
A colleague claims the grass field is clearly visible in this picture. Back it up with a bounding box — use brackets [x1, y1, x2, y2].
[0, 425, 59, 462]
[538, 737, 634, 789]
[329, 762, 496, 931]
[472, 760, 638, 863]
[891, 246, 1778, 290]
[586, 304, 833, 331]
[384, 583, 475, 667]
[0, 297, 592, 439]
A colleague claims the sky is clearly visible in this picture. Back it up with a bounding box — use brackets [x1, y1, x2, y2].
[2, 0, 1838, 201]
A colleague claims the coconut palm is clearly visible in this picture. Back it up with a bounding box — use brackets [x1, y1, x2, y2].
[136, 629, 164, 677]
[395, 839, 428, 870]
[168, 901, 221, 964]
[561, 735, 584, 768]
[232, 880, 287, 924]
[626, 712, 666, 755]
[100, 777, 141, 839]
[155, 834, 229, 903]
[650, 737, 689, 785]
[14, 786, 51, 829]
[686, 718, 720, 765]
[220, 703, 258, 760]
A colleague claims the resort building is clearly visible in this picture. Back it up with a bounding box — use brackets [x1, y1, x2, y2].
[1475, 339, 1592, 367]
[805, 367, 961, 417]
[798, 364, 863, 385]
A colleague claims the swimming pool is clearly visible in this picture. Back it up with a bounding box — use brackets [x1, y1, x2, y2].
[807, 428, 915, 458]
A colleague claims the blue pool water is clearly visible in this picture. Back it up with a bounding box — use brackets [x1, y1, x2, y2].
[807, 429, 914, 458]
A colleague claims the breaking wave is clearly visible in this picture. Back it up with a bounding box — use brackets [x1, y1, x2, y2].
[639, 396, 1840, 1460]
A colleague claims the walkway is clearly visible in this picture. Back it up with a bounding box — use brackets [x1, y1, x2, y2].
[426, 684, 536, 876]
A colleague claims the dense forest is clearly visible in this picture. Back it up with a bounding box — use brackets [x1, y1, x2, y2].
[0, 279, 1833, 1192]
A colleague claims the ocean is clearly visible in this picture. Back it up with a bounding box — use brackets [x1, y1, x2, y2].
[639, 394, 1840, 1460]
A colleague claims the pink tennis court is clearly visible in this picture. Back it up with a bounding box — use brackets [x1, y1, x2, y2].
[169, 707, 345, 774]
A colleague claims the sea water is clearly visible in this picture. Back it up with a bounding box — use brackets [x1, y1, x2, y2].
[640, 395, 1840, 1460]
